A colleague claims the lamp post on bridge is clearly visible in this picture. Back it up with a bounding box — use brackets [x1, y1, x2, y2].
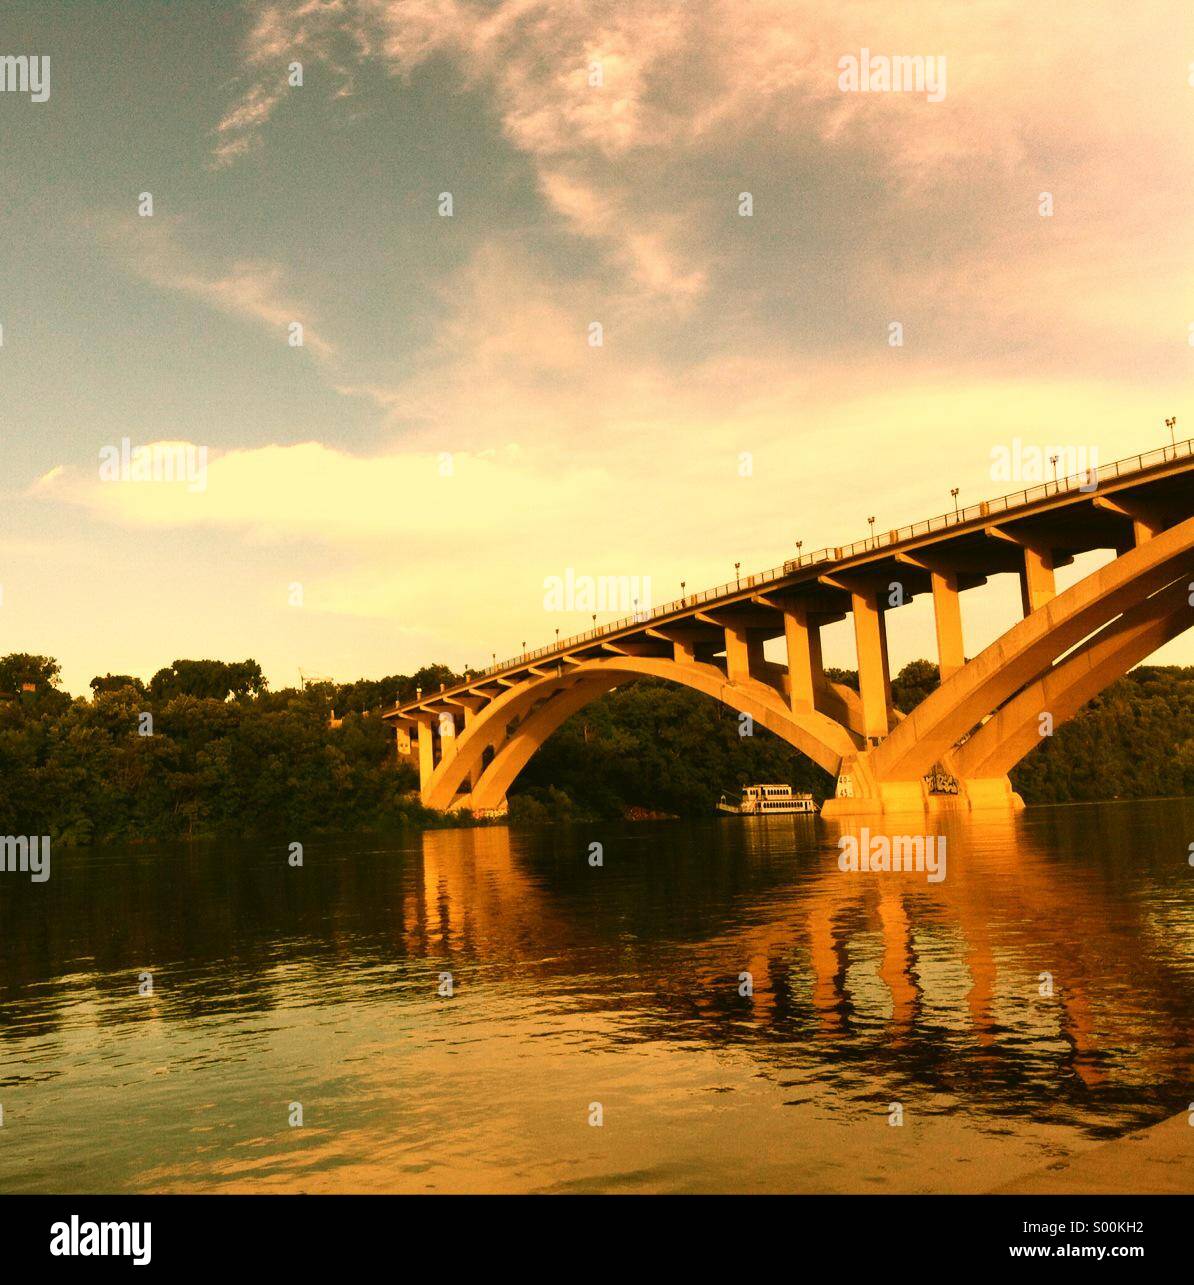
[1165, 416, 1177, 456]
[1049, 454, 1059, 491]
[950, 487, 959, 517]
[734, 561, 741, 589]
[680, 580, 686, 606]
[867, 515, 875, 548]
[795, 539, 803, 565]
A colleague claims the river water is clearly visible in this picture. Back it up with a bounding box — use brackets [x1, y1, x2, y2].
[1, 800, 1191, 1193]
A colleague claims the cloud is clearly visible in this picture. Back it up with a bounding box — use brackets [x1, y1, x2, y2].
[209, 0, 1194, 362]
[213, 81, 288, 166]
[212, 0, 363, 166]
[537, 169, 705, 299]
[215, 0, 715, 295]
[99, 215, 336, 357]
[13, 1, 1194, 695]
[36, 439, 606, 543]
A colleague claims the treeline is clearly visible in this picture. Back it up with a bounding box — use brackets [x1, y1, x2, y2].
[1, 653, 1190, 843]
[0, 655, 463, 846]
[1008, 664, 1194, 803]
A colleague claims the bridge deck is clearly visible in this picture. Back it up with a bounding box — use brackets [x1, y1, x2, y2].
[387, 438, 1194, 721]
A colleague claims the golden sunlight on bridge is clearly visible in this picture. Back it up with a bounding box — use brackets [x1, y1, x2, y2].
[389, 442, 1194, 818]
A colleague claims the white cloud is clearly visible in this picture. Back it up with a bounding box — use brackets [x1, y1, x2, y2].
[101, 215, 335, 357]
[211, 0, 1194, 350]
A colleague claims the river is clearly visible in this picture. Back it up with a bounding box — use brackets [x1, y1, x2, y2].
[1, 799, 1191, 1193]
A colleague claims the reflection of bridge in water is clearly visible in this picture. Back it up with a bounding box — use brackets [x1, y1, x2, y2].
[409, 814, 1192, 1109]
[7, 816, 1187, 1193]
[389, 441, 1194, 817]
[3, 819, 1186, 1122]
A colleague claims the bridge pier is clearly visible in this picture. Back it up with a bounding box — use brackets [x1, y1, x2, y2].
[822, 749, 1024, 818]
[462, 706, 480, 792]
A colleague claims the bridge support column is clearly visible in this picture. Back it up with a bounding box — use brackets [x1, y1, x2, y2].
[1019, 546, 1055, 616]
[436, 711, 457, 768]
[809, 617, 826, 687]
[462, 707, 480, 790]
[747, 632, 767, 677]
[851, 590, 892, 742]
[724, 624, 751, 683]
[784, 606, 817, 712]
[672, 636, 696, 665]
[930, 570, 966, 681]
[414, 717, 436, 792]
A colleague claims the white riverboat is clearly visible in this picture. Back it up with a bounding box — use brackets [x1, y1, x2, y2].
[717, 784, 819, 815]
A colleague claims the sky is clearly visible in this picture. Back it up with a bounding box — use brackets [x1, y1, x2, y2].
[2, 0, 1192, 696]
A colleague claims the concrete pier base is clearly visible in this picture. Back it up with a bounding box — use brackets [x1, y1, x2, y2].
[821, 789, 1026, 819]
[448, 793, 509, 818]
[821, 751, 1024, 818]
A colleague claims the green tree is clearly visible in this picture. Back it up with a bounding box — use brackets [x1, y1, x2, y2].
[0, 653, 63, 693]
[892, 659, 940, 712]
[149, 659, 267, 701]
[90, 673, 148, 696]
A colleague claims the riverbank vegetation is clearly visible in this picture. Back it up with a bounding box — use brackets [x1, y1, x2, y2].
[1, 653, 1190, 842]
[0, 655, 457, 846]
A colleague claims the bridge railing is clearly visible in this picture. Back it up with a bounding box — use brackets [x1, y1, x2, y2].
[439, 437, 1194, 691]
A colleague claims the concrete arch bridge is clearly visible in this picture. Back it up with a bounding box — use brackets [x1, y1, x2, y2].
[385, 441, 1194, 816]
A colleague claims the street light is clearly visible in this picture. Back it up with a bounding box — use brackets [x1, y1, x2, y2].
[950, 487, 959, 516]
[734, 561, 741, 588]
[680, 579, 686, 605]
[1165, 416, 1177, 454]
[1049, 454, 1059, 488]
[867, 515, 875, 547]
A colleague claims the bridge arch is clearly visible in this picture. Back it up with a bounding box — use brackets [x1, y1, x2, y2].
[948, 576, 1192, 780]
[423, 654, 859, 811]
[869, 513, 1194, 785]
